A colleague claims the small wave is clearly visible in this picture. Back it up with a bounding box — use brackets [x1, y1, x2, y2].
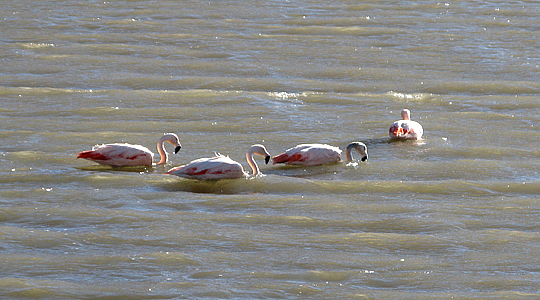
[269, 25, 406, 37]
[424, 81, 540, 96]
[159, 174, 534, 197]
[20, 42, 56, 49]
[386, 91, 434, 101]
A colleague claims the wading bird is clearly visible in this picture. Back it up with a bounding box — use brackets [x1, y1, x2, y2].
[272, 142, 368, 166]
[166, 144, 270, 180]
[77, 133, 181, 167]
[389, 109, 423, 140]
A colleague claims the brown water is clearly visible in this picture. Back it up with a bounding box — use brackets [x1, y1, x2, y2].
[1, 0, 540, 299]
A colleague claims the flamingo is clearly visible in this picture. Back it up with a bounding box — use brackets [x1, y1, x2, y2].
[272, 142, 368, 166]
[166, 144, 270, 180]
[77, 133, 182, 167]
[389, 109, 423, 140]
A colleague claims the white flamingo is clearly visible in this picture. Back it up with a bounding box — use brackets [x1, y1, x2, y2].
[272, 142, 368, 166]
[389, 109, 423, 140]
[166, 144, 270, 180]
[77, 133, 181, 167]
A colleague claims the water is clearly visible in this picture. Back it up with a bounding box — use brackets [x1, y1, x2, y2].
[1, 0, 539, 298]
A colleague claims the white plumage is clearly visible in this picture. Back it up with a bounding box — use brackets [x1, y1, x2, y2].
[167, 144, 270, 180]
[272, 142, 368, 166]
[77, 133, 182, 167]
[272, 144, 341, 166]
[389, 109, 423, 140]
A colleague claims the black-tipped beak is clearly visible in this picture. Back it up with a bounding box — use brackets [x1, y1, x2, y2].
[265, 155, 270, 164]
[174, 145, 182, 154]
[361, 155, 368, 162]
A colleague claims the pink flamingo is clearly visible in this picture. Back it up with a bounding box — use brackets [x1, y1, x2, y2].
[166, 144, 270, 180]
[272, 142, 368, 166]
[77, 133, 182, 167]
[389, 109, 424, 140]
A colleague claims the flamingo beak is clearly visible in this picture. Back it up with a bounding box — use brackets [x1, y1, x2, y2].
[361, 155, 368, 162]
[265, 155, 270, 164]
[174, 145, 181, 154]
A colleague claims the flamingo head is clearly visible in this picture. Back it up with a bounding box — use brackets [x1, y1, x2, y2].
[162, 133, 182, 154]
[345, 142, 368, 162]
[248, 144, 271, 164]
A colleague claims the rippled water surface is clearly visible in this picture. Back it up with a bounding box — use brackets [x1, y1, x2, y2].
[1, 0, 540, 299]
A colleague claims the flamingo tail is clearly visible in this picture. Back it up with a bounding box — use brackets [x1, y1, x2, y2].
[271, 153, 291, 164]
[77, 151, 107, 160]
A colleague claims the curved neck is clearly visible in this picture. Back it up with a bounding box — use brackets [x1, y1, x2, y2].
[156, 140, 168, 165]
[246, 151, 260, 176]
[345, 147, 354, 162]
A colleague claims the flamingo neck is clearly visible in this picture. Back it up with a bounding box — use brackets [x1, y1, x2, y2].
[401, 109, 411, 120]
[246, 151, 260, 176]
[156, 140, 168, 165]
[345, 147, 354, 162]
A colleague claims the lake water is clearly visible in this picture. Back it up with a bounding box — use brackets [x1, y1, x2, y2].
[1, 0, 539, 298]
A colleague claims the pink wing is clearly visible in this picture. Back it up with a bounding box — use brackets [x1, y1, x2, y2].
[272, 144, 342, 166]
[167, 155, 246, 180]
[77, 143, 153, 166]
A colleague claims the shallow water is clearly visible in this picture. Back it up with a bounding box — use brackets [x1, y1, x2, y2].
[1, 0, 540, 299]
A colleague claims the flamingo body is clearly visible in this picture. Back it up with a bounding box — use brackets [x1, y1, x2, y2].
[273, 142, 368, 166]
[167, 155, 246, 180]
[167, 144, 270, 180]
[78, 133, 181, 167]
[272, 144, 342, 166]
[389, 109, 423, 140]
[78, 144, 153, 167]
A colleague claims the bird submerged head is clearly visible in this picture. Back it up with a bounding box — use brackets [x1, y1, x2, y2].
[345, 142, 368, 163]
